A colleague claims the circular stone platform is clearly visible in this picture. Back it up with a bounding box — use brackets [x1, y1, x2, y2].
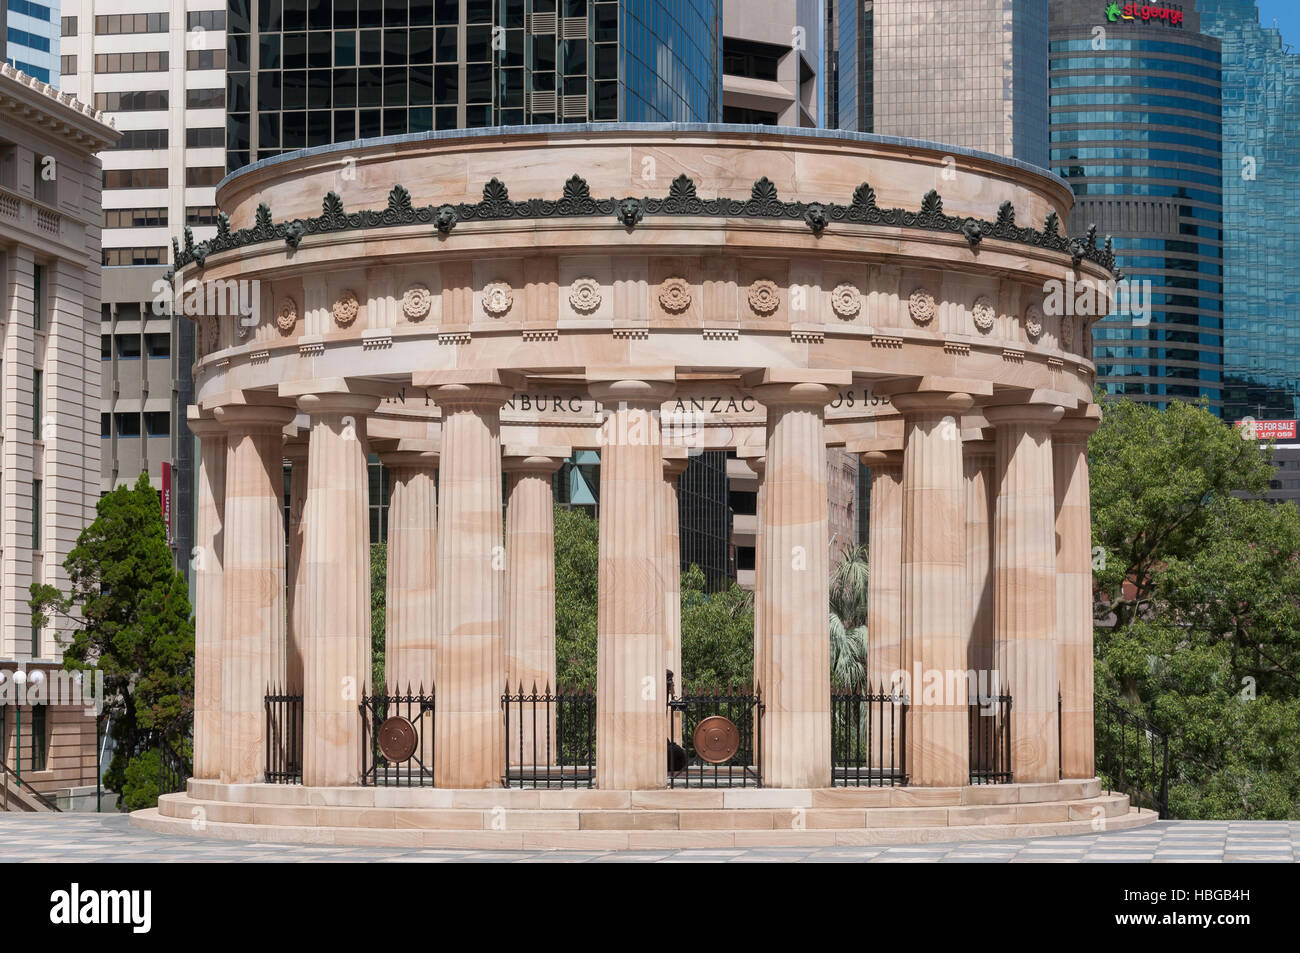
[132, 780, 1156, 849]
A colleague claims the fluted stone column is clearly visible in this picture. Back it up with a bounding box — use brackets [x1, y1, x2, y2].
[431, 379, 513, 789]
[861, 449, 902, 690]
[284, 443, 309, 695]
[503, 447, 567, 766]
[189, 413, 225, 780]
[382, 447, 440, 693]
[662, 449, 689, 696]
[590, 374, 675, 790]
[297, 393, 378, 787]
[963, 438, 997, 682]
[894, 391, 973, 787]
[1055, 407, 1101, 778]
[987, 402, 1065, 783]
[214, 403, 295, 785]
[748, 370, 847, 789]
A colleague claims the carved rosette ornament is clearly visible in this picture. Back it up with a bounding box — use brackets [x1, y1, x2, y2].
[908, 288, 937, 326]
[569, 277, 602, 314]
[276, 296, 299, 334]
[1060, 315, 1075, 351]
[972, 296, 995, 334]
[747, 279, 780, 316]
[658, 277, 692, 314]
[333, 289, 360, 327]
[482, 280, 513, 317]
[402, 283, 432, 321]
[1024, 304, 1044, 342]
[831, 282, 861, 320]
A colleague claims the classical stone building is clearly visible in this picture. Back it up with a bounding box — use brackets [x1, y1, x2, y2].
[0, 62, 118, 807]
[138, 123, 1155, 847]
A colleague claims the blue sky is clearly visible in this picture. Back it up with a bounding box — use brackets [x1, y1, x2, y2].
[1253, 0, 1300, 49]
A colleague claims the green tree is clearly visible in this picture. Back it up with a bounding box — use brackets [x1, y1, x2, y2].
[680, 565, 754, 689]
[1091, 396, 1300, 818]
[829, 544, 870, 690]
[554, 505, 598, 690]
[370, 542, 387, 691]
[30, 473, 194, 798]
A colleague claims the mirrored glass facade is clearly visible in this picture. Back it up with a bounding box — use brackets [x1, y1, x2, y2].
[226, 0, 720, 171]
[3, 0, 61, 85]
[1196, 0, 1300, 421]
[1049, 1, 1225, 409]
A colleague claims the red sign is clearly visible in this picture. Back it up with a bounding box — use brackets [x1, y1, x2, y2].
[161, 461, 172, 542]
[1234, 419, 1297, 440]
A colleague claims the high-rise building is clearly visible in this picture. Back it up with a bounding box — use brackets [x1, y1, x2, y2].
[59, 1, 228, 575]
[2, 0, 61, 85]
[835, 0, 1049, 167]
[1196, 0, 1300, 422]
[224, 0, 722, 171]
[1049, 0, 1225, 409]
[720, 0, 827, 126]
[0, 62, 117, 805]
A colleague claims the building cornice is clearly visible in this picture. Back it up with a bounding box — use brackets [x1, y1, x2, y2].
[0, 63, 119, 153]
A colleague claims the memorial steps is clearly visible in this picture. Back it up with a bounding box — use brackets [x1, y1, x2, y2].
[133, 779, 1156, 849]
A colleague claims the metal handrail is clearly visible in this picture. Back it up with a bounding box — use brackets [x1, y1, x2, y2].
[0, 758, 62, 812]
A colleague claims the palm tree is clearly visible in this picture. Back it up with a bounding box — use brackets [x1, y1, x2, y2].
[829, 545, 870, 690]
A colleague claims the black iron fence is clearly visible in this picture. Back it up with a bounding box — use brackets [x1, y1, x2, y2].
[360, 687, 436, 787]
[156, 734, 190, 796]
[502, 683, 596, 788]
[831, 687, 909, 787]
[667, 685, 762, 788]
[1097, 699, 1169, 819]
[264, 690, 303, 783]
[968, 695, 1012, 784]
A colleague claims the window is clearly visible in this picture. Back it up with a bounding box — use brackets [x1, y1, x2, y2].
[95, 13, 168, 34]
[32, 263, 44, 331]
[186, 206, 220, 226]
[62, 15, 77, 36]
[146, 333, 170, 358]
[104, 208, 167, 229]
[185, 167, 224, 187]
[102, 169, 167, 191]
[115, 413, 141, 437]
[94, 51, 169, 73]
[186, 127, 224, 149]
[32, 479, 41, 550]
[187, 49, 226, 70]
[9, 0, 51, 21]
[723, 39, 784, 82]
[186, 88, 224, 109]
[101, 412, 111, 436]
[61, 55, 77, 75]
[32, 369, 42, 439]
[95, 90, 168, 112]
[116, 335, 141, 360]
[31, 705, 47, 770]
[33, 157, 56, 204]
[145, 411, 170, 436]
[101, 335, 111, 359]
[103, 247, 167, 266]
[0, 140, 15, 189]
[187, 11, 226, 31]
[110, 129, 169, 150]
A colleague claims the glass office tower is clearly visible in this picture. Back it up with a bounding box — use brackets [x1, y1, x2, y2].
[226, 0, 721, 171]
[1196, 1, 1300, 421]
[1049, 0, 1225, 409]
[2, 0, 61, 84]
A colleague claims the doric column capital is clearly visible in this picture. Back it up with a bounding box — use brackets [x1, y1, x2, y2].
[587, 369, 676, 408]
[212, 402, 296, 433]
[742, 368, 851, 408]
[380, 449, 441, 470]
[414, 369, 522, 409]
[295, 392, 381, 417]
[282, 439, 309, 463]
[889, 390, 974, 415]
[1053, 403, 1103, 440]
[662, 446, 690, 479]
[860, 449, 904, 468]
[186, 407, 226, 439]
[984, 402, 1066, 429]
[502, 445, 569, 474]
[961, 437, 998, 458]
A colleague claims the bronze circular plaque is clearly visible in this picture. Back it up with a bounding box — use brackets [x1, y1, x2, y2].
[378, 716, 418, 763]
[693, 716, 740, 764]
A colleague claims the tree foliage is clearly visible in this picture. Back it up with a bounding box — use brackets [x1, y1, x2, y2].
[829, 545, 870, 691]
[29, 473, 193, 797]
[554, 505, 598, 691]
[1091, 397, 1300, 818]
[679, 565, 753, 689]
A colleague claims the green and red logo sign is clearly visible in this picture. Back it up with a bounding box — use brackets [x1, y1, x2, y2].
[1105, 2, 1184, 27]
